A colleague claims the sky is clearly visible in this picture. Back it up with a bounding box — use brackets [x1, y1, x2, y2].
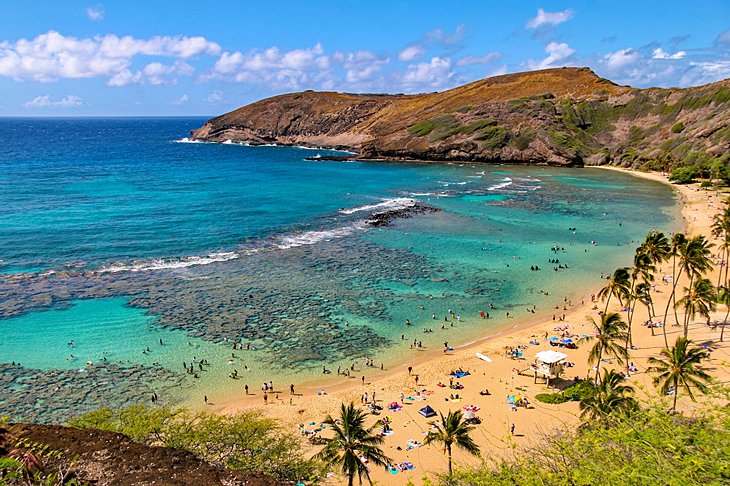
[1, 0, 729, 116]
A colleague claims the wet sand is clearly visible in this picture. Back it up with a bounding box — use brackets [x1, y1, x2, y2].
[212, 167, 730, 484]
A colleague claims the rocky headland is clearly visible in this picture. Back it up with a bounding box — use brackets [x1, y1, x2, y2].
[191, 67, 730, 169]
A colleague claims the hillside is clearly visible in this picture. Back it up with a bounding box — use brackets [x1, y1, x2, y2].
[191, 67, 730, 169]
[1, 423, 281, 485]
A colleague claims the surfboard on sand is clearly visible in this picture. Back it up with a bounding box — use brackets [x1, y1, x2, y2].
[476, 352, 492, 363]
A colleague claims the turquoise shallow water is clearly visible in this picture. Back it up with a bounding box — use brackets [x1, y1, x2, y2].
[0, 118, 680, 422]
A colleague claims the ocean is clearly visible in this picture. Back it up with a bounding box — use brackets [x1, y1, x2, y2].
[0, 117, 680, 423]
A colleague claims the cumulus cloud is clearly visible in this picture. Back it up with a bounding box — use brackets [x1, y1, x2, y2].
[340, 51, 389, 84]
[525, 41, 576, 70]
[24, 94, 84, 108]
[652, 48, 686, 60]
[86, 6, 104, 21]
[526, 8, 573, 29]
[456, 51, 502, 67]
[602, 47, 640, 70]
[0, 30, 220, 84]
[401, 57, 453, 90]
[210, 43, 333, 90]
[398, 45, 425, 62]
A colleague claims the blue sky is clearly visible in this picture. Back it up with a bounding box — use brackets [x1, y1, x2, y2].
[1, 0, 729, 116]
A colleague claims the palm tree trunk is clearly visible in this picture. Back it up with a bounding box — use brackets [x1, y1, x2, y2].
[626, 279, 637, 349]
[604, 293, 612, 315]
[672, 378, 679, 412]
[683, 275, 695, 339]
[447, 443, 452, 477]
[662, 266, 683, 348]
[595, 347, 603, 384]
[721, 305, 729, 342]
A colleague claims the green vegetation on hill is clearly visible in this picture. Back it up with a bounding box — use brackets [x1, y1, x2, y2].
[68, 406, 320, 483]
[449, 404, 730, 485]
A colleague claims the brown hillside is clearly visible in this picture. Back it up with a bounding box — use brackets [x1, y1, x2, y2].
[191, 67, 730, 168]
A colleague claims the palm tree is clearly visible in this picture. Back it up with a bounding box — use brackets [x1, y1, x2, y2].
[626, 251, 656, 348]
[711, 206, 730, 289]
[316, 403, 391, 486]
[423, 409, 480, 477]
[597, 267, 631, 314]
[635, 282, 655, 335]
[639, 231, 671, 268]
[647, 336, 711, 413]
[717, 286, 730, 342]
[661, 233, 687, 346]
[662, 235, 713, 343]
[581, 312, 630, 384]
[579, 369, 637, 426]
[676, 277, 717, 338]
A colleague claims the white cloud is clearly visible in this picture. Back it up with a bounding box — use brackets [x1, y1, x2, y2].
[424, 25, 465, 45]
[526, 8, 573, 29]
[172, 94, 189, 105]
[402, 57, 453, 91]
[652, 48, 686, 60]
[525, 41, 576, 70]
[205, 90, 223, 103]
[24, 94, 84, 108]
[456, 51, 502, 67]
[0, 31, 220, 84]
[341, 51, 389, 84]
[398, 45, 425, 62]
[210, 44, 333, 90]
[603, 47, 640, 70]
[86, 6, 104, 21]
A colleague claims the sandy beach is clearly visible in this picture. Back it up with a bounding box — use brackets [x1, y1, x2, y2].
[213, 167, 730, 484]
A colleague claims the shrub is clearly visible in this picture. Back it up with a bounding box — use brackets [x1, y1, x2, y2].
[476, 125, 509, 149]
[671, 122, 685, 133]
[70, 406, 321, 482]
[669, 166, 698, 184]
[409, 120, 435, 137]
[450, 405, 730, 485]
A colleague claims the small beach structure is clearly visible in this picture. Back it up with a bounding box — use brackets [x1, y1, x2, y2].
[531, 350, 568, 387]
[419, 405, 437, 418]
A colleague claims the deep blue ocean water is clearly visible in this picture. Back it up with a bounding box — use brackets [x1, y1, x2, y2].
[0, 117, 680, 422]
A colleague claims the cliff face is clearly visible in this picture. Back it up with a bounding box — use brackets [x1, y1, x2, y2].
[191, 67, 730, 168]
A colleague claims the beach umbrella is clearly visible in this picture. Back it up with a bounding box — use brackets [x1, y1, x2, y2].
[463, 410, 476, 420]
[560, 338, 573, 344]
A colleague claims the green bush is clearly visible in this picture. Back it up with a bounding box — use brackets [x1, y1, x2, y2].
[671, 122, 685, 133]
[408, 120, 435, 137]
[449, 405, 730, 485]
[511, 127, 536, 150]
[669, 166, 698, 184]
[476, 125, 509, 149]
[70, 406, 321, 482]
[535, 380, 593, 404]
[535, 393, 569, 404]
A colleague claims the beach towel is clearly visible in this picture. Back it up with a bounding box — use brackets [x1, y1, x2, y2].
[451, 371, 470, 378]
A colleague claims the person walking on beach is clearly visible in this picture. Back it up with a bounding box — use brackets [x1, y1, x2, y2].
[361, 375, 365, 385]
[510, 423, 515, 435]
[204, 395, 208, 404]
[245, 384, 249, 395]
[263, 392, 268, 405]
[290, 384, 295, 395]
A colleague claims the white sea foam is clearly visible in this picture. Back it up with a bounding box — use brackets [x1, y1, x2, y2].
[338, 198, 417, 215]
[274, 222, 368, 249]
[99, 251, 239, 273]
[487, 177, 513, 191]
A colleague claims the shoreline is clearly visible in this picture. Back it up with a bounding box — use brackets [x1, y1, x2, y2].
[211, 166, 730, 484]
[208, 165, 682, 410]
